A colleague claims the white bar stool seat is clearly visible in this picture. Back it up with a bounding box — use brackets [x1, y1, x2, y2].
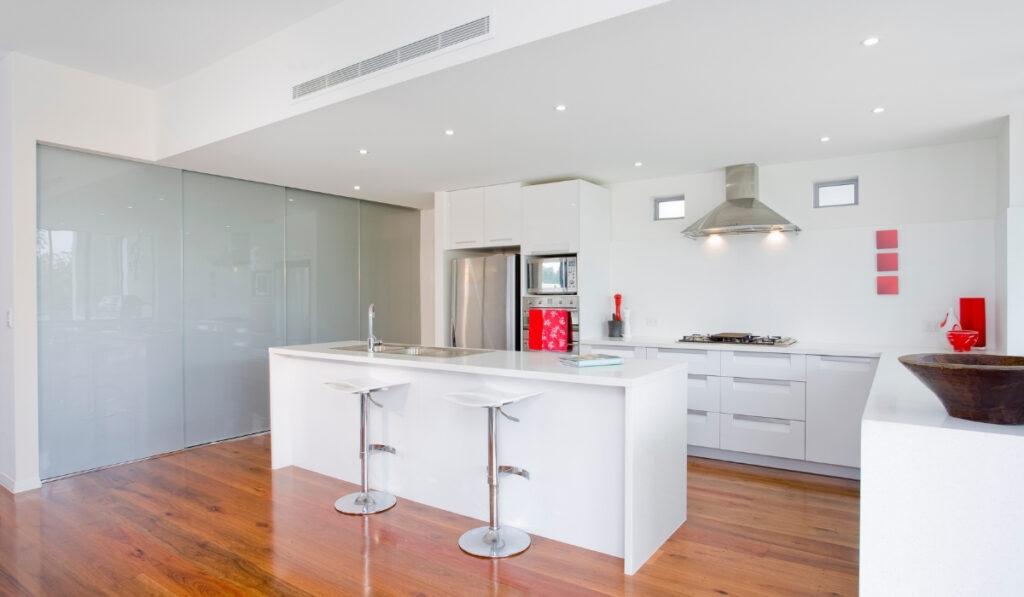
[325, 376, 407, 515]
[443, 386, 541, 558]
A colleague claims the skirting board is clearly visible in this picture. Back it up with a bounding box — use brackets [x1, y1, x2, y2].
[689, 446, 860, 480]
[0, 471, 42, 494]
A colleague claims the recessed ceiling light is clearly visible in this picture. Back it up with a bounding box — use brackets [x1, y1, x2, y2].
[555, 104, 567, 111]
[359, 148, 368, 155]
[225, 225, 231, 229]
[861, 36, 880, 47]
[873, 106, 886, 114]
[444, 129, 455, 136]
[127, 205, 133, 209]
[820, 136, 831, 143]
[288, 197, 295, 202]
[634, 161, 643, 167]
[354, 185, 361, 191]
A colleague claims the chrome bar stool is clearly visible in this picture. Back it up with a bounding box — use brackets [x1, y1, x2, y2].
[325, 377, 407, 515]
[442, 387, 541, 558]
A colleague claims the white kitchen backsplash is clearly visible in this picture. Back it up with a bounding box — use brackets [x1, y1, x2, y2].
[608, 218, 997, 348]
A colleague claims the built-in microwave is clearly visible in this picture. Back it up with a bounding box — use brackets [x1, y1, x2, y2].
[526, 255, 577, 295]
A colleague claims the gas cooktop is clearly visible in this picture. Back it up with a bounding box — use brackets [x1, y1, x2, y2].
[677, 333, 796, 346]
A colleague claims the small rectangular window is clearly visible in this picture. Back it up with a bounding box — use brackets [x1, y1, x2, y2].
[814, 178, 858, 208]
[654, 195, 685, 220]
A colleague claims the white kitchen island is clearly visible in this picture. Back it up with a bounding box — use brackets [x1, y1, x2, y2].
[268, 341, 688, 574]
[860, 349, 1024, 596]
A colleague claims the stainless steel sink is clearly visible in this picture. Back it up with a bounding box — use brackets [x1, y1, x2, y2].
[332, 343, 490, 358]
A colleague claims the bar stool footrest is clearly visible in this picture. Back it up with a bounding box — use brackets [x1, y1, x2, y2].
[458, 525, 531, 558]
[498, 465, 530, 480]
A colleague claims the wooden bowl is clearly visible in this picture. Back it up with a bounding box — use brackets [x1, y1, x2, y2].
[899, 353, 1024, 424]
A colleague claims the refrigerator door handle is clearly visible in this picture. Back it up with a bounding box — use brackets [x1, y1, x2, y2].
[450, 259, 457, 347]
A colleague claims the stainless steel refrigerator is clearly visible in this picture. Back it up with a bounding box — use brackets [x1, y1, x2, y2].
[451, 254, 519, 350]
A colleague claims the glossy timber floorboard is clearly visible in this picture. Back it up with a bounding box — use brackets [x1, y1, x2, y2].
[0, 434, 859, 596]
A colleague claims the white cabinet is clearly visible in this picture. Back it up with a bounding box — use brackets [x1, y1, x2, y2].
[687, 410, 720, 449]
[721, 350, 806, 381]
[446, 183, 521, 249]
[587, 340, 879, 474]
[648, 347, 721, 375]
[720, 414, 805, 460]
[521, 180, 581, 254]
[720, 377, 806, 421]
[483, 183, 521, 245]
[448, 187, 484, 247]
[687, 375, 721, 412]
[805, 354, 879, 467]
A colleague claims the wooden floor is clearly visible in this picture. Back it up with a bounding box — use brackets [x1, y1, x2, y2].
[0, 434, 859, 596]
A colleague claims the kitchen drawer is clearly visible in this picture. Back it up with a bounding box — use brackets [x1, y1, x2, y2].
[687, 374, 721, 412]
[721, 377, 806, 420]
[687, 410, 720, 449]
[720, 414, 805, 460]
[581, 344, 647, 359]
[721, 350, 806, 381]
[649, 347, 721, 375]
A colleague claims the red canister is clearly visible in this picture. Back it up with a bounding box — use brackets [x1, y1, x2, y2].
[959, 297, 986, 348]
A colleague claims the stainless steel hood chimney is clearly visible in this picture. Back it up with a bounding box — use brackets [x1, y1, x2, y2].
[682, 164, 800, 238]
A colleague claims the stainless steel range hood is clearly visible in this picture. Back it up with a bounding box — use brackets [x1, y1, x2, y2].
[682, 164, 800, 238]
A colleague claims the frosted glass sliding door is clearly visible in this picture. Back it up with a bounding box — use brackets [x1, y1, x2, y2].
[183, 172, 285, 447]
[359, 201, 420, 344]
[285, 188, 360, 345]
[37, 146, 184, 479]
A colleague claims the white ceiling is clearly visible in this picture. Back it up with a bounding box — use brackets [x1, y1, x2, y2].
[7, 0, 1024, 209]
[0, 0, 341, 86]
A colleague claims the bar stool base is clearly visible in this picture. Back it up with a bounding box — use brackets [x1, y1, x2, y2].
[458, 526, 531, 558]
[334, 491, 397, 515]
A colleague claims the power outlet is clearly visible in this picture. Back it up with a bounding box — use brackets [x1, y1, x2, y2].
[646, 317, 658, 327]
[6, 309, 12, 329]
[922, 319, 937, 332]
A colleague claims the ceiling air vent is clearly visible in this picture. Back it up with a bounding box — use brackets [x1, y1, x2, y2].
[292, 15, 491, 100]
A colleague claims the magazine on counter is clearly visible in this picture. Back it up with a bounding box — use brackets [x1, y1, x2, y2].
[559, 353, 625, 367]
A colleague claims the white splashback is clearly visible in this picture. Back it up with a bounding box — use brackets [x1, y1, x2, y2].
[607, 139, 1000, 347]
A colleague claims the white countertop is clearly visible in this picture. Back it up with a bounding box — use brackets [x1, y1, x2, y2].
[582, 335, 883, 358]
[269, 341, 686, 388]
[863, 347, 1024, 438]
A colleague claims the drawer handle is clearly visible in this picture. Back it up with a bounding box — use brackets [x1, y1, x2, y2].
[489, 237, 513, 242]
[732, 379, 792, 392]
[454, 240, 477, 245]
[734, 352, 789, 361]
[820, 355, 873, 363]
[732, 414, 791, 432]
[687, 409, 709, 416]
[688, 374, 707, 381]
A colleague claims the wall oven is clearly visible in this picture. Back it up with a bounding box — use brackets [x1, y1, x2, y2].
[525, 255, 577, 295]
[521, 295, 580, 354]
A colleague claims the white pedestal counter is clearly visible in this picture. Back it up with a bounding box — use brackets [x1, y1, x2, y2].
[860, 348, 1024, 596]
[268, 341, 688, 574]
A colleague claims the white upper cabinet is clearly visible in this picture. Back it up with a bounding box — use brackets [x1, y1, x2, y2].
[446, 183, 522, 249]
[447, 187, 485, 247]
[521, 180, 581, 254]
[483, 182, 522, 246]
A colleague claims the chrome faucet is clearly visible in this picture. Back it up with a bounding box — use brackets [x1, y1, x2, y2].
[367, 303, 381, 351]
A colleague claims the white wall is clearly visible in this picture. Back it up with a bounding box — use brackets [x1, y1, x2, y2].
[157, 0, 665, 158]
[607, 139, 1000, 347]
[0, 53, 157, 492]
[1004, 112, 1024, 354]
[0, 55, 15, 489]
